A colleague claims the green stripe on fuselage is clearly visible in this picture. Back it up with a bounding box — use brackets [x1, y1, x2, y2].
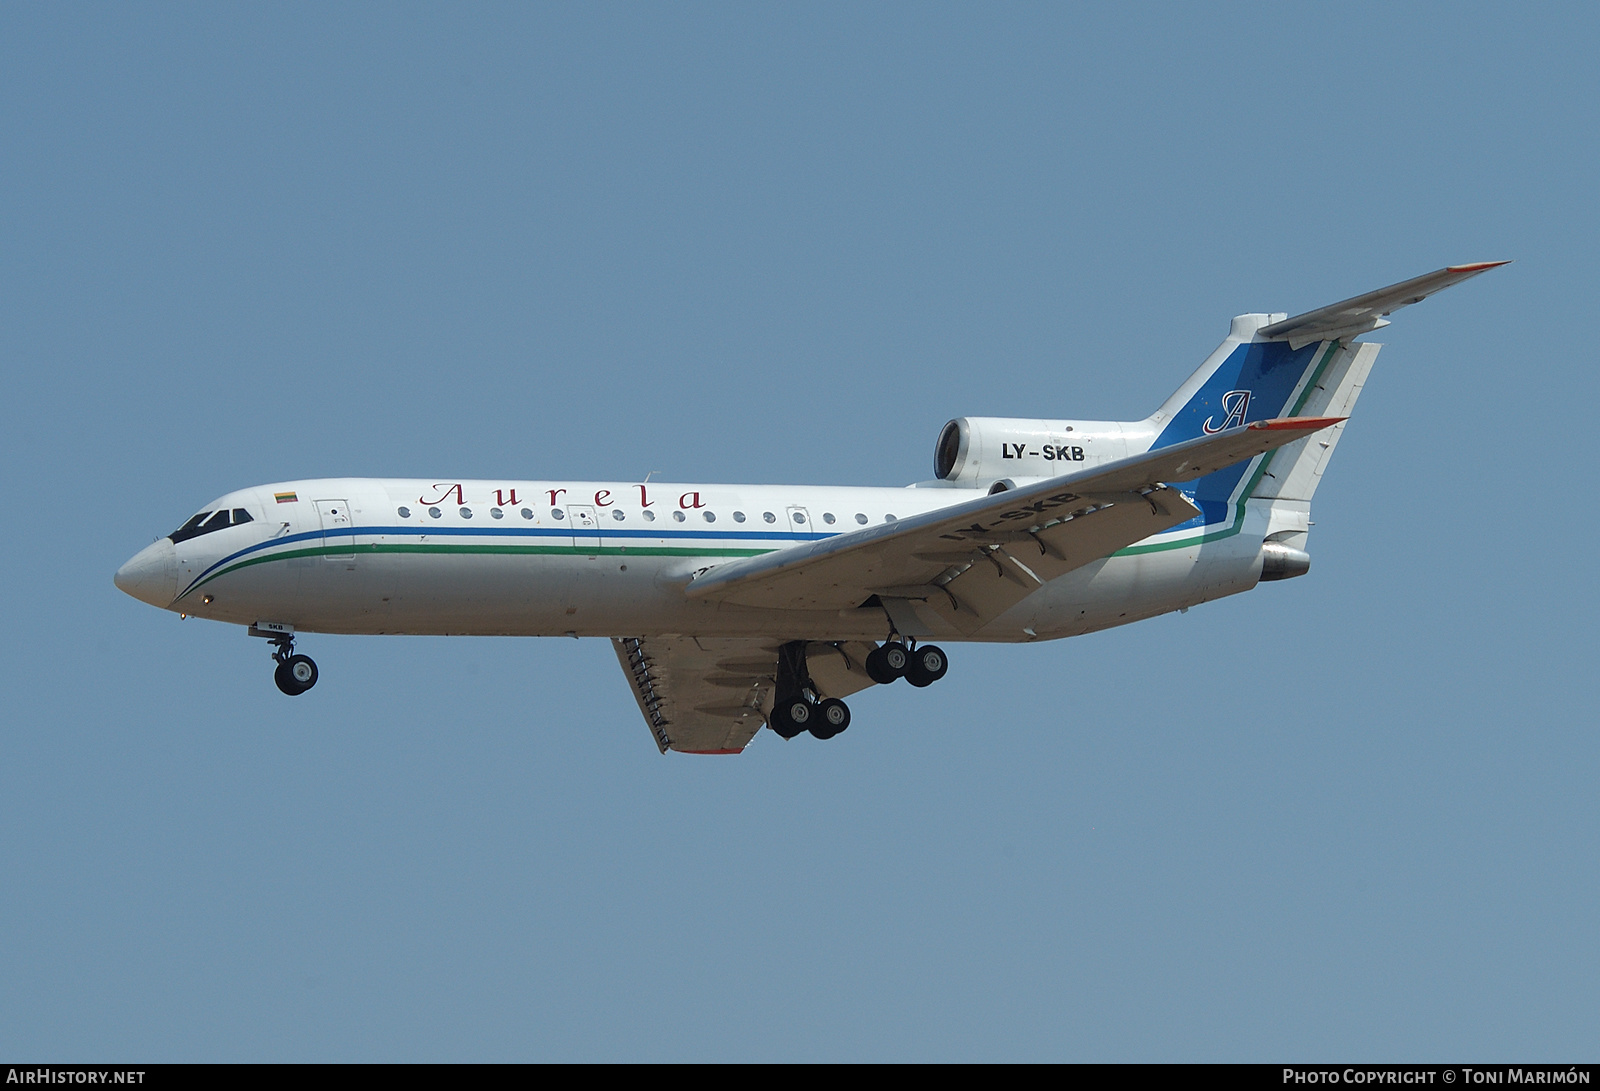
[182, 541, 776, 598]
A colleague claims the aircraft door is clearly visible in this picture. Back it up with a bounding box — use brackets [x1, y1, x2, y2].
[315, 499, 355, 560]
[785, 505, 813, 535]
[567, 504, 601, 551]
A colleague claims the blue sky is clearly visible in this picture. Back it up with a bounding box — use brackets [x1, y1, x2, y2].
[2, 3, 1596, 1060]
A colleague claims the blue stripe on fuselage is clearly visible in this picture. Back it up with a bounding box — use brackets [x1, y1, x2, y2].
[179, 523, 835, 598]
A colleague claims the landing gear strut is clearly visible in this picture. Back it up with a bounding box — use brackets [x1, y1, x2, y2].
[268, 634, 318, 696]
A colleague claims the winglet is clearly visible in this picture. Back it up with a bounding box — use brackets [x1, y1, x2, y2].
[1258, 262, 1511, 348]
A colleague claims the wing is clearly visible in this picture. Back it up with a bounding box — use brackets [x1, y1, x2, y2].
[1258, 261, 1510, 349]
[613, 636, 880, 754]
[685, 417, 1343, 635]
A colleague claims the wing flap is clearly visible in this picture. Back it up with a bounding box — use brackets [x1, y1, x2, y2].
[909, 491, 1199, 633]
[614, 636, 775, 754]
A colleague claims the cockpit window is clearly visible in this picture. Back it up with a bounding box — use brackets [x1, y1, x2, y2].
[169, 507, 252, 544]
[169, 513, 211, 543]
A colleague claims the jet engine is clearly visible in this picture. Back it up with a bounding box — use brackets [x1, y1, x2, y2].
[933, 416, 1153, 485]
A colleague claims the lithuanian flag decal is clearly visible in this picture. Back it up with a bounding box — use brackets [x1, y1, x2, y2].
[275, 491, 298, 504]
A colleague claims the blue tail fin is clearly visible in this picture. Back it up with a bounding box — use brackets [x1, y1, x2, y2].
[1135, 264, 1507, 543]
[1146, 315, 1339, 531]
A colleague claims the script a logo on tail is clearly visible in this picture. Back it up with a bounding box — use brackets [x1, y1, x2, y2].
[1202, 390, 1252, 434]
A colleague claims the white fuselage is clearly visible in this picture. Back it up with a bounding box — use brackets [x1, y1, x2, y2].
[119, 475, 1273, 644]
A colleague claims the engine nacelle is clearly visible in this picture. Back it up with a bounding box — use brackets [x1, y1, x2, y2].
[933, 417, 1154, 485]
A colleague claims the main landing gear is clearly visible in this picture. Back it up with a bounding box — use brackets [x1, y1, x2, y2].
[768, 642, 852, 741]
[268, 634, 319, 696]
[766, 637, 950, 742]
[769, 691, 852, 741]
[865, 639, 949, 688]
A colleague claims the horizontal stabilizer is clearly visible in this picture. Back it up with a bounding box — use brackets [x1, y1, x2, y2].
[1258, 262, 1509, 349]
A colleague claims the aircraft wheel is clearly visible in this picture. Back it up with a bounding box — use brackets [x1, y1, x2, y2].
[769, 694, 812, 739]
[274, 654, 318, 695]
[866, 643, 908, 685]
[287, 654, 318, 691]
[905, 645, 948, 688]
[274, 662, 300, 695]
[810, 698, 851, 740]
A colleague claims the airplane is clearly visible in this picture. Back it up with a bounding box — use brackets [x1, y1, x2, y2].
[115, 262, 1507, 754]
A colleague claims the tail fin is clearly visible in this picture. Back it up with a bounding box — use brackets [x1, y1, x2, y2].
[1143, 262, 1507, 532]
[1144, 317, 1345, 529]
[1249, 340, 1379, 503]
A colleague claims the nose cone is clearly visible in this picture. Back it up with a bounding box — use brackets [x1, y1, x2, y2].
[115, 538, 179, 609]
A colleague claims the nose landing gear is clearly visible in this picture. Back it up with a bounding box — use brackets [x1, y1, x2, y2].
[267, 633, 319, 696]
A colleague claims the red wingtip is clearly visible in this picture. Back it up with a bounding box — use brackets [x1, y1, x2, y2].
[1250, 416, 1347, 431]
[1446, 260, 1513, 272]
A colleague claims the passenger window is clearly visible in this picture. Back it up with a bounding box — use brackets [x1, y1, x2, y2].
[672, 511, 686, 522]
[642, 509, 656, 522]
[460, 507, 473, 519]
[397, 506, 411, 519]
[855, 513, 868, 524]
[704, 511, 716, 522]
[552, 508, 566, 520]
[491, 507, 504, 519]
[763, 512, 776, 523]
[521, 508, 534, 520]
[612, 509, 626, 521]
[823, 513, 836, 524]
[885, 514, 897, 522]
[733, 511, 746, 523]
[429, 507, 441, 519]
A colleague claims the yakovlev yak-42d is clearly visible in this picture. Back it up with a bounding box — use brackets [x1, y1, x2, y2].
[116, 263, 1506, 753]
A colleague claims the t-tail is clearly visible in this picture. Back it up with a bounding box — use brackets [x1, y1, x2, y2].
[1139, 262, 1508, 569]
[931, 262, 1507, 576]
